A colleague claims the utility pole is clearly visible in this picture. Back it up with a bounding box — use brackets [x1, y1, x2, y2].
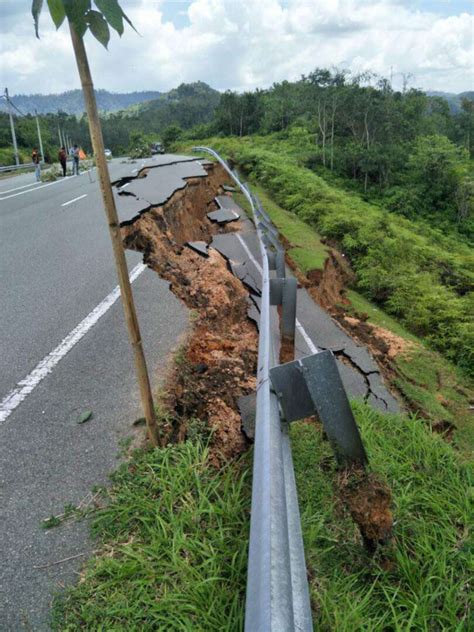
[5, 88, 20, 166]
[35, 110, 44, 163]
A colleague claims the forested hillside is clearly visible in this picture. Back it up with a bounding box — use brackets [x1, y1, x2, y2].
[0, 81, 219, 164]
[0, 89, 162, 116]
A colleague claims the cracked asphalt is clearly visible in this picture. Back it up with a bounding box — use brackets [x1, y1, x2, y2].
[0, 155, 202, 631]
[210, 214, 399, 413]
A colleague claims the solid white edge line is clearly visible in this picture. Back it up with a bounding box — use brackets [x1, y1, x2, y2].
[235, 233, 319, 355]
[0, 176, 74, 201]
[0, 262, 147, 424]
[0, 180, 41, 195]
[61, 193, 88, 207]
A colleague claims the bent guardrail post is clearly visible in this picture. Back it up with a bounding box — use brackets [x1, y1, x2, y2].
[269, 352, 368, 469]
[193, 147, 313, 632]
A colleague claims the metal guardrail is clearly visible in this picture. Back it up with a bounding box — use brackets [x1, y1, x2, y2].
[0, 162, 35, 173]
[194, 147, 368, 631]
[194, 147, 313, 631]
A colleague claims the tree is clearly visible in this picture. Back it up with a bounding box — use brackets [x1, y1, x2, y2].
[32, 0, 160, 446]
[162, 124, 183, 147]
[407, 135, 467, 215]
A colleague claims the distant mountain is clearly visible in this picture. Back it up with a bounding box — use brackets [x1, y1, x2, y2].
[426, 91, 473, 113]
[0, 89, 162, 115]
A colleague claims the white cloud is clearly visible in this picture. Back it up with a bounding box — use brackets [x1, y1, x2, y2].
[0, 0, 472, 96]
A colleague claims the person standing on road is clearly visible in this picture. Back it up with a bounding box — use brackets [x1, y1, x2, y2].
[58, 146, 67, 177]
[72, 144, 80, 176]
[32, 148, 41, 182]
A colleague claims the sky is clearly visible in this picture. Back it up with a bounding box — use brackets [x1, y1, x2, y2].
[0, 0, 472, 96]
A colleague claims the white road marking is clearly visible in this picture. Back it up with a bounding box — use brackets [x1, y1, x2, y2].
[61, 194, 88, 207]
[0, 262, 147, 423]
[236, 233, 319, 355]
[0, 181, 41, 195]
[0, 176, 74, 201]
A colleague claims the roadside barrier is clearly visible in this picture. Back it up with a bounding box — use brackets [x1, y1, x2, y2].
[0, 162, 35, 173]
[194, 147, 368, 631]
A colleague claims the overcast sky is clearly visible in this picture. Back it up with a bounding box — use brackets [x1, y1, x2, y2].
[0, 0, 472, 96]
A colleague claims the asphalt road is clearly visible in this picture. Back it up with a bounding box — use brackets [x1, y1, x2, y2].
[0, 157, 193, 630]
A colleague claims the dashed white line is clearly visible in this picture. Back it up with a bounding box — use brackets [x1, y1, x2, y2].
[235, 233, 319, 354]
[61, 193, 88, 207]
[0, 262, 147, 424]
[0, 176, 74, 201]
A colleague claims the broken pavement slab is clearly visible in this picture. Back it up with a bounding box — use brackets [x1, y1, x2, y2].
[186, 241, 209, 257]
[110, 154, 206, 184]
[207, 208, 240, 224]
[230, 260, 262, 296]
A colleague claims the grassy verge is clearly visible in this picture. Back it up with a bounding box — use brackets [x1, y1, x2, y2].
[53, 407, 472, 631]
[53, 441, 250, 631]
[292, 403, 472, 631]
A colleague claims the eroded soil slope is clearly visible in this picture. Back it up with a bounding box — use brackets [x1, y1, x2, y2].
[122, 164, 258, 460]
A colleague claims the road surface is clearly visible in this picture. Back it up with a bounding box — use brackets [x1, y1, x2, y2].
[0, 157, 195, 630]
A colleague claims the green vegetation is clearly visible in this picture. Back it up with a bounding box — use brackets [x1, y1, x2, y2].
[182, 136, 473, 377]
[0, 89, 162, 116]
[292, 403, 472, 631]
[0, 82, 219, 164]
[347, 291, 419, 342]
[54, 404, 471, 630]
[53, 441, 250, 631]
[228, 179, 473, 455]
[254, 184, 328, 273]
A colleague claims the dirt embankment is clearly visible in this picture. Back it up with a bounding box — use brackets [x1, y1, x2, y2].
[122, 163, 258, 461]
[296, 247, 411, 369]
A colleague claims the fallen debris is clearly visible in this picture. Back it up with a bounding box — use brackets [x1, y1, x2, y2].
[337, 467, 393, 551]
[77, 410, 93, 424]
[186, 241, 209, 257]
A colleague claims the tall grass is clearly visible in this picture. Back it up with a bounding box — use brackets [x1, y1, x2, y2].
[53, 442, 250, 631]
[293, 402, 472, 631]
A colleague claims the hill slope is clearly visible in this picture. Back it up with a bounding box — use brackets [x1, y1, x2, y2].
[0, 89, 162, 115]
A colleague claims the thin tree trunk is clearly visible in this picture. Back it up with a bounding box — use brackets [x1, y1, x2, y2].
[330, 96, 336, 171]
[318, 100, 326, 167]
[69, 23, 159, 447]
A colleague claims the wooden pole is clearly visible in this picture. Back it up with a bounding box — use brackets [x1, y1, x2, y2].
[68, 22, 159, 446]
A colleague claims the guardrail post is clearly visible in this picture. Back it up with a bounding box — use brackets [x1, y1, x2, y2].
[270, 351, 368, 469]
[281, 277, 297, 362]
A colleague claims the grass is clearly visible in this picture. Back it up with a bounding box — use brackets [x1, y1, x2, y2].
[53, 441, 251, 631]
[347, 290, 419, 343]
[292, 402, 472, 631]
[252, 184, 328, 273]
[54, 407, 472, 631]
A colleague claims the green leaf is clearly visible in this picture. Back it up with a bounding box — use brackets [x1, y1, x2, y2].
[94, 0, 123, 36]
[121, 8, 138, 34]
[32, 0, 44, 38]
[63, 0, 90, 38]
[47, 0, 66, 29]
[77, 410, 93, 424]
[87, 9, 110, 48]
